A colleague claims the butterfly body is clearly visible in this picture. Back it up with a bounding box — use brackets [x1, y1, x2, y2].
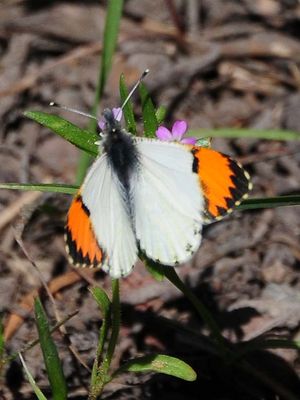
[65, 109, 251, 278]
[101, 109, 139, 191]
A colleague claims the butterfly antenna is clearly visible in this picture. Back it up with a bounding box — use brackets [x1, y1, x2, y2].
[49, 102, 98, 121]
[119, 69, 150, 114]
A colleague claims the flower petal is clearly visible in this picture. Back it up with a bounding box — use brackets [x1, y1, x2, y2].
[181, 137, 198, 145]
[112, 107, 122, 121]
[98, 107, 122, 131]
[98, 120, 105, 130]
[156, 126, 172, 141]
[171, 120, 187, 140]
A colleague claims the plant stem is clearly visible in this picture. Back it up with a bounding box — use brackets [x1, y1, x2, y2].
[89, 279, 120, 400]
[164, 268, 228, 357]
[103, 279, 120, 369]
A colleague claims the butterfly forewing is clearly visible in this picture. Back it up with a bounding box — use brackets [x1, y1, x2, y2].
[73, 154, 138, 278]
[133, 139, 204, 265]
[65, 194, 103, 267]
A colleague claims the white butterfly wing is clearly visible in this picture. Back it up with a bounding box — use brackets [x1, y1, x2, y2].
[81, 154, 138, 278]
[133, 139, 204, 265]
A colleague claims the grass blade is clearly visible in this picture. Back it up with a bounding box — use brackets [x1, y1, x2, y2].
[140, 254, 166, 281]
[189, 128, 300, 141]
[19, 353, 48, 400]
[119, 74, 136, 134]
[24, 111, 98, 156]
[34, 298, 67, 400]
[239, 195, 300, 210]
[0, 183, 78, 195]
[155, 105, 167, 124]
[98, 0, 124, 98]
[76, 0, 124, 183]
[139, 82, 158, 138]
[1, 181, 299, 211]
[113, 354, 197, 382]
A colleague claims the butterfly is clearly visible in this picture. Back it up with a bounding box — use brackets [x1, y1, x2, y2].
[64, 108, 252, 278]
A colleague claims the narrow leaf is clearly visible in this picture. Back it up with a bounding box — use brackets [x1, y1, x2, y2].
[114, 354, 197, 382]
[90, 287, 111, 318]
[155, 106, 167, 124]
[142, 256, 166, 282]
[119, 74, 136, 134]
[19, 353, 48, 400]
[34, 298, 67, 400]
[238, 338, 300, 356]
[99, 0, 124, 97]
[139, 82, 158, 138]
[239, 195, 300, 210]
[78, 0, 124, 185]
[189, 128, 300, 141]
[24, 111, 98, 156]
[0, 183, 78, 195]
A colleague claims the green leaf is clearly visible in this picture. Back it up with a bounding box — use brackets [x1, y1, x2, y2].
[155, 106, 167, 124]
[0, 182, 78, 195]
[77, 0, 124, 185]
[189, 128, 300, 141]
[24, 111, 98, 156]
[139, 82, 158, 138]
[239, 195, 300, 210]
[98, 0, 124, 98]
[90, 287, 111, 318]
[143, 256, 166, 282]
[114, 354, 197, 382]
[1, 181, 300, 211]
[34, 298, 67, 400]
[19, 353, 48, 400]
[119, 74, 136, 134]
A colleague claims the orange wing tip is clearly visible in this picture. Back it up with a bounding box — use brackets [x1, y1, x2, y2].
[192, 147, 252, 221]
[65, 194, 104, 268]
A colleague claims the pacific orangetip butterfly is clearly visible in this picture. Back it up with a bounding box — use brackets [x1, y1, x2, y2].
[57, 71, 252, 278]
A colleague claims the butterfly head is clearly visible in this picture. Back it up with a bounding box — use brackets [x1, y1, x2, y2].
[101, 108, 121, 132]
[96, 107, 124, 146]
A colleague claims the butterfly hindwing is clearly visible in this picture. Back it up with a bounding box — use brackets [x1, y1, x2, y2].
[133, 138, 204, 265]
[191, 146, 252, 222]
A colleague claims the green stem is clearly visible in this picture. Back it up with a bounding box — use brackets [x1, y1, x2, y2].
[164, 268, 228, 357]
[88, 279, 120, 400]
[103, 279, 120, 369]
[75, 71, 101, 185]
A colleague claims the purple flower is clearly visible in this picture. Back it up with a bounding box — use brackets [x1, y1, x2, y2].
[156, 120, 197, 145]
[98, 107, 122, 131]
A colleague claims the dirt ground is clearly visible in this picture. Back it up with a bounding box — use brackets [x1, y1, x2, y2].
[1, 1, 300, 399]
